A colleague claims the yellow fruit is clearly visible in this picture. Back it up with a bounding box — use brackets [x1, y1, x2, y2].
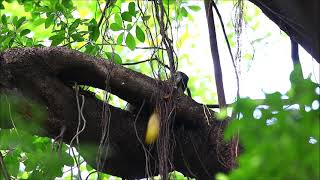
[145, 111, 160, 144]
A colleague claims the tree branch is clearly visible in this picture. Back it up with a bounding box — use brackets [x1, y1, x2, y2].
[204, 0, 227, 107]
[0, 47, 232, 179]
[249, 0, 319, 62]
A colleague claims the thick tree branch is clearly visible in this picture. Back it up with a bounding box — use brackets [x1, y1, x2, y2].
[0, 47, 231, 179]
[249, 0, 319, 62]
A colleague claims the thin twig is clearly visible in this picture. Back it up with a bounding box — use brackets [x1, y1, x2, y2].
[0, 151, 10, 180]
[121, 58, 170, 70]
[121, 58, 156, 66]
[97, 2, 109, 28]
[95, 43, 166, 50]
[154, 0, 177, 74]
[188, 132, 211, 178]
[5, 95, 18, 134]
[212, 2, 240, 98]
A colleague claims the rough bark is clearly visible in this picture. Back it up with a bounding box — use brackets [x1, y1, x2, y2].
[0, 47, 231, 179]
[249, 0, 319, 62]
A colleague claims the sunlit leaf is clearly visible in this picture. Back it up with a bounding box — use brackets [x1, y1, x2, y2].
[69, 19, 81, 33]
[16, 16, 27, 29]
[23, 1, 33, 12]
[12, 16, 18, 27]
[142, 15, 150, 21]
[216, 108, 228, 120]
[49, 34, 65, 46]
[128, 2, 136, 16]
[125, 25, 132, 32]
[105, 51, 122, 64]
[180, 7, 188, 17]
[121, 12, 132, 22]
[114, 13, 122, 25]
[110, 23, 123, 31]
[85, 43, 99, 55]
[32, 17, 46, 26]
[71, 33, 84, 42]
[117, 32, 124, 45]
[45, 14, 54, 29]
[125, 32, 136, 50]
[188, 5, 201, 12]
[135, 25, 145, 43]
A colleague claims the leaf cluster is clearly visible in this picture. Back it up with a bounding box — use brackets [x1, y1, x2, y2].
[0, 95, 73, 179]
[219, 67, 319, 180]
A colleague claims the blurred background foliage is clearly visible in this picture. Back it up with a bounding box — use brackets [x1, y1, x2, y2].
[0, 0, 319, 179]
[217, 67, 319, 180]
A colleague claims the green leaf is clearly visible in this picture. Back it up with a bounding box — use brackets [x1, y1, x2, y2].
[135, 25, 145, 43]
[20, 29, 31, 36]
[162, 0, 175, 5]
[142, 15, 150, 21]
[114, 13, 122, 25]
[128, 2, 136, 16]
[69, 19, 80, 33]
[33, 17, 46, 26]
[85, 44, 99, 55]
[264, 92, 283, 111]
[222, 75, 320, 179]
[117, 32, 124, 45]
[180, 7, 188, 17]
[16, 16, 27, 28]
[125, 32, 136, 50]
[62, 0, 73, 9]
[5, 0, 15, 3]
[126, 23, 132, 31]
[1, 14, 7, 25]
[0, 27, 9, 34]
[4, 151, 20, 176]
[0, 3, 4, 9]
[71, 33, 84, 42]
[45, 14, 54, 29]
[110, 23, 123, 31]
[24, 2, 33, 12]
[26, 38, 34, 46]
[86, 164, 94, 171]
[12, 16, 18, 26]
[55, 3, 64, 12]
[49, 34, 65, 46]
[121, 12, 132, 22]
[188, 5, 201, 12]
[105, 52, 122, 64]
[88, 19, 99, 41]
[1, 32, 14, 47]
[0, 130, 20, 149]
[28, 170, 43, 179]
